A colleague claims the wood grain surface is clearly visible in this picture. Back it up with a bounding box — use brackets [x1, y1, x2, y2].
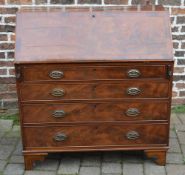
[22, 100, 169, 123]
[23, 123, 168, 147]
[15, 6, 173, 168]
[15, 8, 173, 63]
[22, 64, 167, 81]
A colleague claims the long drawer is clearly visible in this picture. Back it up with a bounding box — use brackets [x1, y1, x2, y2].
[19, 81, 169, 101]
[22, 65, 167, 82]
[22, 101, 169, 123]
[23, 123, 168, 148]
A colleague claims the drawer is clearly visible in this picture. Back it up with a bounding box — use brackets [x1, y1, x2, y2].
[23, 123, 168, 148]
[20, 81, 169, 101]
[23, 65, 167, 82]
[22, 101, 169, 123]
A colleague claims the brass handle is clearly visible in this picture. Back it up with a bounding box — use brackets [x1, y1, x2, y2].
[127, 87, 141, 96]
[127, 69, 140, 78]
[51, 88, 65, 97]
[54, 133, 67, 141]
[49, 70, 64, 79]
[52, 110, 66, 118]
[126, 108, 140, 117]
[126, 131, 140, 140]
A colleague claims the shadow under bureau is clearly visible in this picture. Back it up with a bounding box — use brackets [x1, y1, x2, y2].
[15, 6, 174, 170]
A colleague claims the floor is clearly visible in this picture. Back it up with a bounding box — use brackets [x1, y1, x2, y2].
[0, 113, 185, 175]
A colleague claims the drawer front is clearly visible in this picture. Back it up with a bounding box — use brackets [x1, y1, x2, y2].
[22, 101, 169, 123]
[23, 65, 166, 81]
[23, 124, 168, 148]
[20, 81, 169, 101]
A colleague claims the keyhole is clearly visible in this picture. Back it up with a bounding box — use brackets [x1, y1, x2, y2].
[92, 14, 95, 18]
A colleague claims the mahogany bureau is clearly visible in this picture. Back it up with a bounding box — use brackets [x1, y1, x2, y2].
[15, 6, 174, 170]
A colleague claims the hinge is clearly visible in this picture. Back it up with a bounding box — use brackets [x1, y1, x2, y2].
[15, 66, 22, 82]
[166, 65, 173, 79]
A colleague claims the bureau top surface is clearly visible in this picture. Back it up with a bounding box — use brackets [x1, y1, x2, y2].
[15, 6, 173, 64]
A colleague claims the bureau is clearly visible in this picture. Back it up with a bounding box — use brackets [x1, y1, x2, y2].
[15, 6, 174, 170]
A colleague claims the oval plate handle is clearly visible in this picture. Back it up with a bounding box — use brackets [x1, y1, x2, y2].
[127, 69, 140, 78]
[126, 131, 140, 140]
[126, 108, 140, 117]
[51, 88, 65, 97]
[127, 87, 141, 96]
[54, 133, 67, 142]
[52, 110, 66, 118]
[49, 70, 64, 79]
